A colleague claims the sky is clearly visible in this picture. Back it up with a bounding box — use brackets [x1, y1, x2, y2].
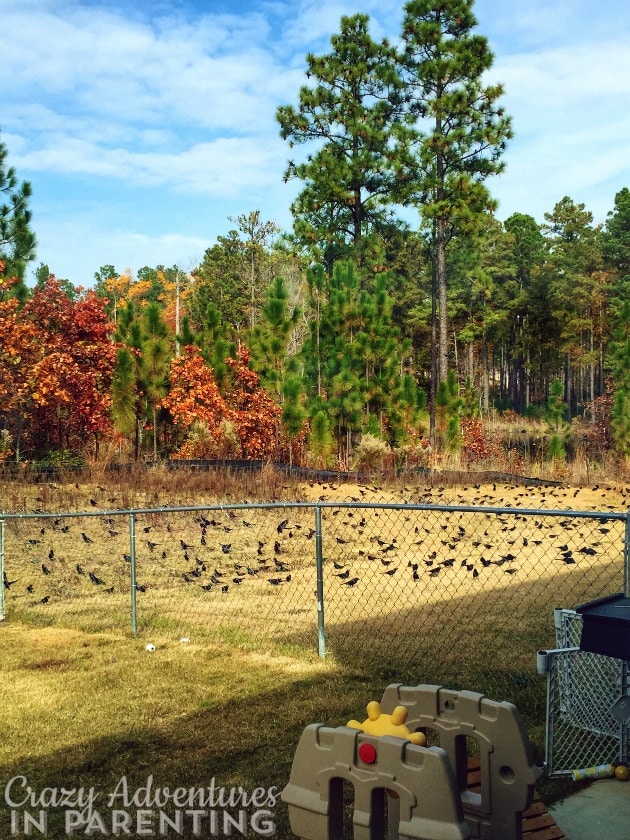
[1, 0, 629, 287]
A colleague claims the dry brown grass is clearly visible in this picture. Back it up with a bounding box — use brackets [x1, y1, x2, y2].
[0, 469, 628, 837]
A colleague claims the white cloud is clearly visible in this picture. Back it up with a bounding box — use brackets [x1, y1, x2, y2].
[14, 136, 286, 195]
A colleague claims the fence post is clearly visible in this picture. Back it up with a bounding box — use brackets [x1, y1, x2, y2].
[624, 509, 630, 598]
[0, 519, 5, 621]
[129, 512, 137, 635]
[315, 504, 326, 658]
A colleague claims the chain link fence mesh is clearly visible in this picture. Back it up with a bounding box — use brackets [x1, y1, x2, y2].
[541, 609, 630, 775]
[1, 498, 627, 738]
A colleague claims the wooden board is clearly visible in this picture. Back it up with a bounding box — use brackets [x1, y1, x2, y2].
[467, 757, 568, 840]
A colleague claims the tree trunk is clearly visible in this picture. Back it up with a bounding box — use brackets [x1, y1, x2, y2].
[482, 335, 490, 415]
[437, 216, 448, 383]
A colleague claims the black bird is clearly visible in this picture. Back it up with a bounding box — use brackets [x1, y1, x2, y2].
[274, 559, 290, 572]
[232, 577, 244, 585]
[342, 577, 359, 586]
[334, 569, 350, 579]
[147, 541, 159, 550]
[221, 585, 229, 593]
[42, 563, 51, 575]
[48, 549, 55, 561]
[135, 583, 147, 592]
[274, 541, 282, 555]
[277, 519, 289, 533]
[382, 568, 398, 576]
[200, 583, 213, 591]
[89, 571, 105, 585]
[221, 544, 232, 554]
[3, 573, 19, 589]
[40, 595, 50, 604]
[26, 584, 34, 593]
[76, 564, 85, 575]
[81, 532, 93, 544]
[181, 539, 192, 550]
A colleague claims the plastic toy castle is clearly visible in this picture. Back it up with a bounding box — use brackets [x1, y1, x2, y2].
[282, 683, 542, 840]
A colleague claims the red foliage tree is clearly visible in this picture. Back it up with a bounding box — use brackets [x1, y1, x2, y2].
[224, 347, 281, 459]
[7, 277, 117, 458]
[161, 346, 227, 440]
[162, 345, 281, 460]
[0, 297, 40, 459]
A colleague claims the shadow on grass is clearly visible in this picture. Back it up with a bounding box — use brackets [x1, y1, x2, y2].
[0, 659, 585, 840]
[0, 672, 379, 840]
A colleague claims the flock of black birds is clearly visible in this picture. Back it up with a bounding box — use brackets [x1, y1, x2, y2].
[3, 482, 625, 609]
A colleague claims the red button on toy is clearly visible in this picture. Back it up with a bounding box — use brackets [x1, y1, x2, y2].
[358, 743, 377, 764]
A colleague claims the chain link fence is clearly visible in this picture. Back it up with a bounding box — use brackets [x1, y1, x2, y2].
[537, 610, 630, 775]
[1, 499, 628, 734]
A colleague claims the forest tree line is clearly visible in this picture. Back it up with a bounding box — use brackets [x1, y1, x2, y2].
[1, 0, 628, 469]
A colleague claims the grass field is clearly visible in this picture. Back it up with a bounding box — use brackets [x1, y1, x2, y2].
[1, 470, 628, 838]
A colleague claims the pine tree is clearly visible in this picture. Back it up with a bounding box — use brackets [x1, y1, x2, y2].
[111, 347, 138, 445]
[250, 276, 300, 399]
[604, 189, 630, 460]
[141, 303, 170, 462]
[545, 378, 570, 461]
[0, 133, 36, 298]
[502, 213, 546, 410]
[399, 0, 512, 429]
[541, 197, 607, 417]
[277, 14, 405, 267]
[609, 301, 630, 460]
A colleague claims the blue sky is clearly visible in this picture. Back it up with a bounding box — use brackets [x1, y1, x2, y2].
[1, 0, 629, 286]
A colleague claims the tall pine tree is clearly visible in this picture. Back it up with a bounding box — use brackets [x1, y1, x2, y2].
[399, 0, 512, 439]
[0, 133, 36, 299]
[277, 14, 406, 268]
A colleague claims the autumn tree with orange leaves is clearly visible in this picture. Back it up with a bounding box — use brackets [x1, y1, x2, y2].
[0, 275, 117, 460]
[162, 345, 280, 460]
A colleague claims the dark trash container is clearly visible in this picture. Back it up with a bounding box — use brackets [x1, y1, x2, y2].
[576, 592, 630, 660]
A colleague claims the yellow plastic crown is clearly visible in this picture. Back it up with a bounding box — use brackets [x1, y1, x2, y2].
[347, 701, 427, 746]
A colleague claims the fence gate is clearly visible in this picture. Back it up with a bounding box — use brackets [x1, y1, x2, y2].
[537, 609, 630, 776]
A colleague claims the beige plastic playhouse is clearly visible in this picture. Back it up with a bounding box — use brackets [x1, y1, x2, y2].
[282, 683, 542, 840]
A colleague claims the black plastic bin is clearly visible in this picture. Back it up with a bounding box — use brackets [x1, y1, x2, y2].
[576, 592, 630, 660]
